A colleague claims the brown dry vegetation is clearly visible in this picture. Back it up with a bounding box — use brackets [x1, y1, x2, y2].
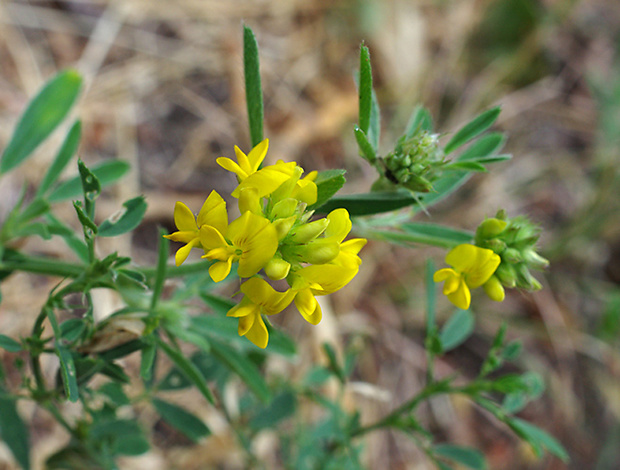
[1, 0, 619, 469]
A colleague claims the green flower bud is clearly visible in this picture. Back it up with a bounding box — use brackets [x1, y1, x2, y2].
[284, 239, 339, 265]
[288, 218, 329, 243]
[271, 198, 299, 219]
[265, 257, 291, 280]
[515, 264, 542, 291]
[476, 218, 507, 240]
[273, 216, 297, 240]
[484, 238, 507, 253]
[495, 264, 517, 288]
[502, 248, 522, 264]
[523, 249, 549, 270]
[483, 275, 505, 302]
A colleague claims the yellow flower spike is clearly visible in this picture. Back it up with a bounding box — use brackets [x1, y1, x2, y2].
[433, 244, 501, 310]
[216, 139, 269, 181]
[227, 277, 295, 348]
[164, 191, 228, 266]
[200, 211, 278, 282]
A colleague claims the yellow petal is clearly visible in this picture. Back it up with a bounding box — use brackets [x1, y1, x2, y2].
[294, 288, 322, 325]
[238, 187, 262, 215]
[217, 157, 248, 180]
[465, 249, 501, 289]
[173, 201, 197, 232]
[246, 138, 269, 173]
[199, 225, 228, 251]
[237, 312, 255, 336]
[296, 264, 358, 295]
[229, 214, 278, 278]
[197, 190, 228, 233]
[292, 178, 317, 205]
[231, 162, 297, 198]
[208, 258, 233, 282]
[227, 298, 257, 318]
[164, 230, 197, 244]
[174, 238, 200, 266]
[483, 275, 505, 302]
[244, 313, 269, 349]
[434, 268, 461, 295]
[446, 280, 471, 310]
[240, 278, 294, 315]
[325, 208, 351, 243]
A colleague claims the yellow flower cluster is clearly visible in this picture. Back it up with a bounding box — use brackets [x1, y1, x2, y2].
[165, 139, 366, 348]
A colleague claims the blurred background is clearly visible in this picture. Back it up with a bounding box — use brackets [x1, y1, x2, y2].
[0, 0, 619, 468]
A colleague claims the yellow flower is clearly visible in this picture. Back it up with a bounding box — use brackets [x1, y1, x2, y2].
[200, 211, 278, 282]
[232, 160, 298, 198]
[216, 139, 269, 182]
[433, 244, 501, 310]
[227, 277, 295, 348]
[164, 191, 227, 266]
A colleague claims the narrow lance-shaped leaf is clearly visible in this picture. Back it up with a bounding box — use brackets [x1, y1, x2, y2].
[0, 335, 22, 352]
[434, 444, 487, 470]
[444, 106, 501, 154]
[368, 88, 381, 150]
[405, 105, 433, 137]
[353, 126, 377, 164]
[37, 120, 82, 197]
[243, 25, 264, 148]
[156, 337, 215, 404]
[358, 43, 373, 135]
[457, 132, 505, 161]
[1, 69, 82, 174]
[152, 398, 210, 443]
[440, 309, 475, 352]
[98, 196, 147, 238]
[45, 307, 79, 402]
[316, 190, 417, 216]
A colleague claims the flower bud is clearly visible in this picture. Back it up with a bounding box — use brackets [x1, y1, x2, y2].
[495, 264, 517, 288]
[288, 218, 329, 243]
[290, 239, 340, 264]
[483, 275, 505, 302]
[476, 218, 507, 240]
[273, 216, 297, 240]
[264, 257, 291, 280]
[523, 249, 549, 270]
[270, 198, 299, 219]
[502, 248, 522, 264]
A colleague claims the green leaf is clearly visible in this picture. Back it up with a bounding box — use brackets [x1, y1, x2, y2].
[316, 190, 417, 216]
[97, 196, 147, 237]
[156, 338, 215, 404]
[444, 107, 501, 154]
[90, 419, 149, 456]
[456, 132, 505, 161]
[358, 44, 372, 136]
[152, 398, 210, 443]
[405, 105, 433, 136]
[1, 69, 82, 174]
[14, 222, 51, 240]
[45, 307, 79, 402]
[509, 417, 569, 462]
[140, 343, 156, 382]
[445, 161, 488, 172]
[0, 390, 31, 469]
[59, 319, 85, 343]
[353, 126, 377, 164]
[368, 90, 381, 150]
[18, 198, 50, 223]
[73, 201, 97, 235]
[308, 169, 347, 211]
[434, 444, 486, 470]
[417, 171, 469, 209]
[243, 25, 264, 148]
[48, 159, 130, 202]
[250, 390, 297, 431]
[322, 343, 345, 384]
[37, 120, 81, 197]
[469, 153, 512, 164]
[210, 340, 271, 402]
[99, 382, 130, 406]
[0, 335, 22, 352]
[439, 309, 475, 352]
[401, 223, 474, 248]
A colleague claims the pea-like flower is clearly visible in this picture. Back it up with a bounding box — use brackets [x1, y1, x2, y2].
[216, 138, 269, 182]
[227, 277, 296, 349]
[164, 191, 227, 266]
[200, 211, 278, 282]
[433, 244, 501, 310]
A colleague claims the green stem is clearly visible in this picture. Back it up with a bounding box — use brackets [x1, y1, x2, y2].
[1, 254, 85, 278]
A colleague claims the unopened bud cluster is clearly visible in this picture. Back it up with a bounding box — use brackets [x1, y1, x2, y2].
[380, 131, 445, 192]
[475, 210, 548, 298]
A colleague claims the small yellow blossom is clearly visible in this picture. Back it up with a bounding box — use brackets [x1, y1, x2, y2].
[216, 139, 269, 182]
[227, 277, 295, 348]
[433, 244, 501, 310]
[200, 211, 278, 282]
[164, 191, 227, 266]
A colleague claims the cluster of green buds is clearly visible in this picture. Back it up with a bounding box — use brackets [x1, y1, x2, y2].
[475, 210, 549, 298]
[376, 130, 446, 192]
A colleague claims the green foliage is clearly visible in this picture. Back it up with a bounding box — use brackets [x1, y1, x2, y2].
[0, 390, 30, 470]
[0, 70, 82, 174]
[152, 398, 211, 443]
[243, 25, 264, 147]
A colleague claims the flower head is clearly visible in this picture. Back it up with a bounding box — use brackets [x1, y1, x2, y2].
[164, 191, 227, 266]
[227, 277, 295, 348]
[434, 244, 501, 310]
[200, 211, 278, 282]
